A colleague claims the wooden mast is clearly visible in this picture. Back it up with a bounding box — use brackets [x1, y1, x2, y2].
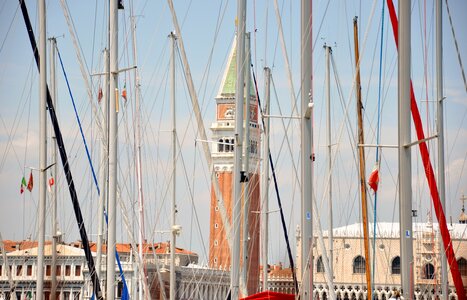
[353, 17, 372, 300]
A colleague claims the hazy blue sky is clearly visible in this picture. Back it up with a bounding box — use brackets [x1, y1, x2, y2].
[0, 0, 466, 265]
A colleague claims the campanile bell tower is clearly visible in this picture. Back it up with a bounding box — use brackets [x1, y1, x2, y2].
[208, 35, 261, 294]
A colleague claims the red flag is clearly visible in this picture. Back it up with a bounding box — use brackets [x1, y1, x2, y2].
[27, 172, 33, 192]
[368, 167, 379, 192]
[98, 87, 103, 102]
[48, 177, 55, 193]
[122, 84, 127, 101]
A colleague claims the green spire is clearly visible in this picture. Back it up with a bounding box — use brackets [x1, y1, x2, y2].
[217, 35, 255, 99]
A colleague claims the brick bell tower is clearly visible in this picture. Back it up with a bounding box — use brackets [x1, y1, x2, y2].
[209, 35, 261, 294]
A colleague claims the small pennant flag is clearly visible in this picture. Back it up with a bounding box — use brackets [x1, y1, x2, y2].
[98, 87, 103, 102]
[20, 176, 27, 194]
[48, 177, 55, 193]
[121, 83, 127, 101]
[368, 166, 379, 192]
[27, 172, 33, 192]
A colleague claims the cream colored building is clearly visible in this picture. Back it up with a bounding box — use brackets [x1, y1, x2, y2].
[264, 221, 467, 300]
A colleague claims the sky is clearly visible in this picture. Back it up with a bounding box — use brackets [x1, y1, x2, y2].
[0, 0, 466, 265]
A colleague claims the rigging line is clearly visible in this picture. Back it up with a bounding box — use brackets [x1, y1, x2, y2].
[373, 0, 385, 292]
[252, 66, 298, 293]
[56, 47, 100, 196]
[445, 0, 467, 94]
[0, 2, 20, 55]
[0, 60, 35, 172]
[273, 0, 298, 117]
[58, 0, 103, 135]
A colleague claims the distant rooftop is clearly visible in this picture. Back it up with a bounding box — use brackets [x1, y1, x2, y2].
[321, 222, 467, 239]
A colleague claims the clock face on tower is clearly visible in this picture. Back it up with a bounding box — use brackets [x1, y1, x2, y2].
[217, 104, 235, 120]
[217, 103, 258, 122]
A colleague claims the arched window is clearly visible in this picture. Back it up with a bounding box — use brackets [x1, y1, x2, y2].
[231, 139, 235, 150]
[457, 257, 467, 276]
[391, 256, 400, 274]
[316, 256, 324, 273]
[218, 139, 224, 152]
[353, 255, 366, 274]
[423, 263, 435, 279]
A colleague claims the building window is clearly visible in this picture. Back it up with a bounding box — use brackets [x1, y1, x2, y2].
[214, 223, 219, 229]
[117, 281, 124, 298]
[316, 256, 324, 273]
[56, 265, 61, 276]
[458, 257, 467, 276]
[16, 265, 22, 276]
[423, 263, 435, 279]
[27, 265, 32, 276]
[214, 257, 217, 264]
[0, 265, 2, 276]
[214, 240, 218, 246]
[46, 265, 51, 276]
[75, 265, 81, 277]
[65, 265, 71, 276]
[218, 139, 224, 152]
[353, 255, 366, 274]
[391, 256, 400, 274]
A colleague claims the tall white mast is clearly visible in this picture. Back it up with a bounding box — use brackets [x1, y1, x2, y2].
[49, 36, 58, 300]
[261, 67, 271, 292]
[436, 0, 448, 298]
[325, 45, 333, 287]
[241, 32, 251, 293]
[301, 0, 313, 298]
[398, 1, 414, 299]
[96, 48, 109, 284]
[106, 0, 119, 298]
[130, 11, 150, 299]
[169, 31, 177, 300]
[37, 0, 47, 297]
[231, 0, 246, 298]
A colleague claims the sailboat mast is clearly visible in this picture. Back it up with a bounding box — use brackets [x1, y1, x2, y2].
[130, 11, 150, 299]
[106, 0, 119, 298]
[169, 31, 177, 300]
[241, 32, 252, 293]
[49, 36, 58, 300]
[436, 1, 448, 298]
[398, 1, 414, 298]
[324, 45, 333, 287]
[96, 48, 109, 283]
[352, 18, 372, 300]
[261, 67, 271, 292]
[301, 0, 313, 298]
[37, 0, 47, 297]
[232, 0, 246, 298]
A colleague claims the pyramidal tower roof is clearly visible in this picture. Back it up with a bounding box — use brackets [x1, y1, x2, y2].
[217, 34, 255, 99]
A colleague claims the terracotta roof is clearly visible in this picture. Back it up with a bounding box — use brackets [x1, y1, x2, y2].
[87, 241, 197, 255]
[2, 240, 196, 256]
[269, 267, 293, 278]
[2, 240, 52, 253]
